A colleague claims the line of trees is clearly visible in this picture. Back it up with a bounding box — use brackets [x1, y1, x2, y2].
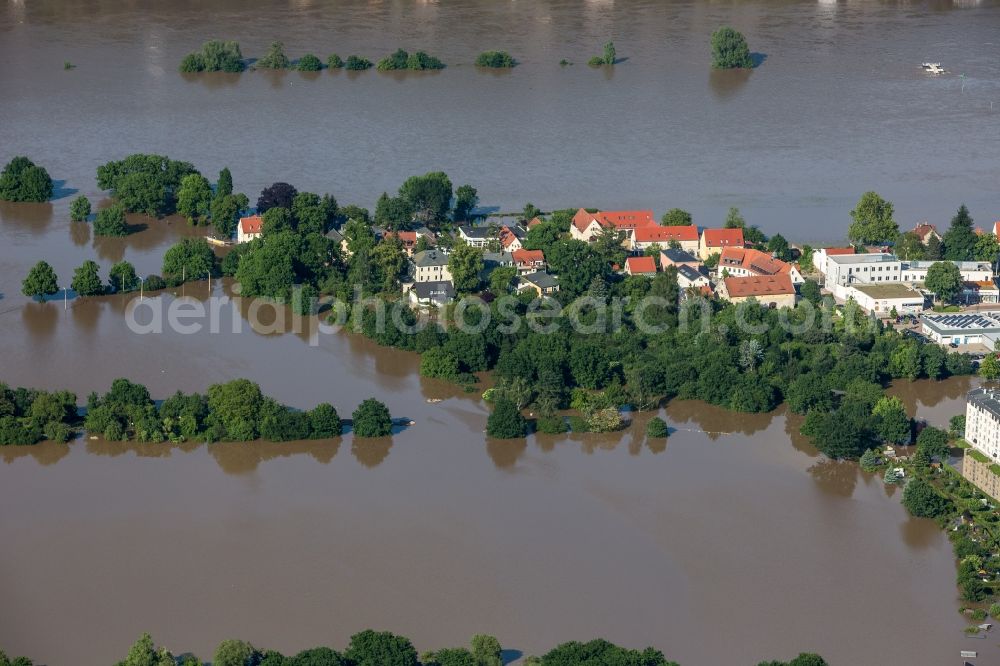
[95, 630, 826, 666]
[0, 377, 393, 446]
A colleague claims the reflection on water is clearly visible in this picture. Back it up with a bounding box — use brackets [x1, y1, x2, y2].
[707, 68, 751, 101]
[351, 437, 393, 468]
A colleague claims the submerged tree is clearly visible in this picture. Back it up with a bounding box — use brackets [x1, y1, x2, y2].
[710, 26, 752, 69]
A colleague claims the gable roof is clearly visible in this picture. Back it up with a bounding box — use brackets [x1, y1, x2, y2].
[625, 256, 657, 274]
[459, 224, 492, 239]
[240, 215, 263, 235]
[527, 217, 544, 228]
[912, 223, 939, 240]
[634, 225, 699, 243]
[412, 250, 450, 267]
[572, 208, 656, 233]
[719, 247, 792, 277]
[521, 271, 559, 288]
[723, 274, 794, 298]
[702, 228, 745, 248]
[660, 248, 700, 264]
[499, 225, 524, 248]
[512, 248, 544, 265]
[677, 264, 707, 282]
[411, 281, 456, 300]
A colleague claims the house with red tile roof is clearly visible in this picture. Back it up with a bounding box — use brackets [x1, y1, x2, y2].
[527, 216, 544, 229]
[717, 247, 804, 284]
[624, 256, 657, 276]
[512, 248, 545, 274]
[237, 215, 264, 244]
[911, 223, 941, 244]
[570, 208, 657, 245]
[499, 225, 523, 252]
[717, 274, 796, 308]
[698, 228, 745, 260]
[632, 225, 700, 254]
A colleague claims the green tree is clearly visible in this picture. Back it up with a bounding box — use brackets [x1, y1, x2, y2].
[71, 259, 105, 296]
[374, 192, 414, 230]
[489, 265, 518, 295]
[162, 238, 216, 284]
[96, 153, 197, 216]
[176, 173, 213, 223]
[206, 379, 266, 441]
[916, 425, 950, 459]
[122, 633, 158, 666]
[257, 41, 290, 69]
[344, 630, 418, 666]
[448, 242, 485, 293]
[894, 231, 925, 260]
[213, 640, 257, 666]
[924, 260, 962, 302]
[109, 260, 139, 293]
[420, 347, 460, 380]
[327, 54, 344, 68]
[0, 156, 54, 202]
[399, 172, 453, 222]
[660, 208, 692, 226]
[766, 233, 791, 261]
[211, 193, 242, 238]
[925, 234, 943, 260]
[21, 260, 58, 301]
[180, 40, 244, 72]
[848, 191, 897, 245]
[372, 237, 407, 292]
[942, 204, 977, 261]
[352, 399, 393, 438]
[470, 635, 502, 666]
[901, 477, 951, 518]
[799, 279, 821, 305]
[724, 206, 746, 228]
[872, 396, 910, 444]
[487, 397, 527, 438]
[949, 414, 966, 438]
[540, 639, 672, 666]
[710, 26, 752, 69]
[95, 203, 129, 236]
[297, 53, 323, 71]
[979, 354, 1000, 380]
[216, 167, 233, 198]
[454, 184, 479, 221]
[974, 232, 999, 262]
[70, 195, 91, 221]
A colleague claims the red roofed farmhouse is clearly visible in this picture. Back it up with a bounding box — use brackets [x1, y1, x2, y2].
[237, 215, 264, 244]
[699, 228, 745, 260]
[512, 248, 545, 273]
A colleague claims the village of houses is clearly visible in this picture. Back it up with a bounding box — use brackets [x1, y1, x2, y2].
[235, 207, 1000, 352]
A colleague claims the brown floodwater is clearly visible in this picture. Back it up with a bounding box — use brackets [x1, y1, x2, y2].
[3, 1, 1000, 664]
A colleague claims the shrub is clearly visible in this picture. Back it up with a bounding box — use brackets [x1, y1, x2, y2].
[297, 53, 323, 71]
[308, 403, 342, 438]
[536, 416, 567, 434]
[70, 195, 91, 221]
[475, 50, 514, 68]
[646, 417, 668, 438]
[327, 54, 344, 69]
[256, 41, 290, 69]
[345, 55, 373, 71]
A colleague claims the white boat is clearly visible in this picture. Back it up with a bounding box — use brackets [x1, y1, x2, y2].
[921, 62, 945, 74]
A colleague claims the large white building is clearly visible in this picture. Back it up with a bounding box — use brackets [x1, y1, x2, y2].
[966, 388, 1000, 462]
[920, 312, 1000, 347]
[900, 260, 993, 284]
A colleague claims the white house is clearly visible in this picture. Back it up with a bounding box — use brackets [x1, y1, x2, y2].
[237, 215, 263, 244]
[966, 388, 1000, 462]
[846, 284, 925, 316]
[900, 260, 994, 284]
